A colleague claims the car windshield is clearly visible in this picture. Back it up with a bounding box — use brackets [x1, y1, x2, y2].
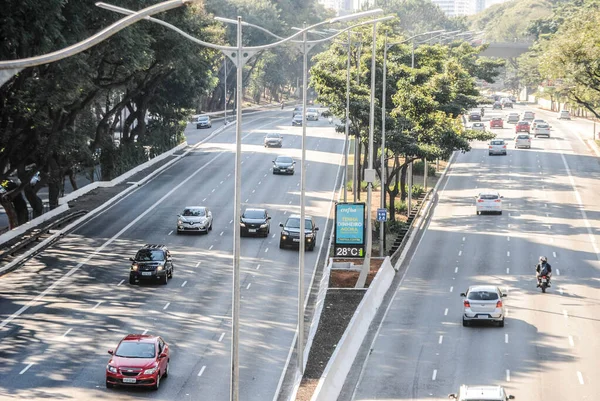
[307, 108, 317, 113]
[244, 209, 265, 219]
[115, 342, 156, 358]
[276, 157, 293, 163]
[266, 133, 280, 138]
[517, 135, 529, 139]
[286, 218, 313, 229]
[182, 208, 205, 217]
[135, 249, 165, 261]
[536, 124, 549, 128]
[198, 116, 209, 121]
[479, 194, 499, 200]
[468, 291, 499, 301]
[492, 118, 502, 121]
[490, 140, 504, 145]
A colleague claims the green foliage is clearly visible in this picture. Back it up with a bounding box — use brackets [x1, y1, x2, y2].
[410, 184, 425, 198]
[411, 160, 436, 176]
[394, 200, 408, 214]
[387, 219, 408, 235]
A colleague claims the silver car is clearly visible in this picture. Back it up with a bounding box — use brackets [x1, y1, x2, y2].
[264, 133, 283, 148]
[488, 139, 507, 155]
[506, 113, 519, 123]
[306, 108, 319, 121]
[533, 123, 551, 138]
[461, 285, 506, 327]
[177, 206, 213, 234]
[471, 122, 486, 131]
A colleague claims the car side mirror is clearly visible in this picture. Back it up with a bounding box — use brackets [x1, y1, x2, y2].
[315, 227, 319, 231]
[129, 257, 134, 262]
[508, 396, 515, 400]
[267, 216, 271, 220]
[500, 196, 504, 199]
[448, 394, 457, 399]
[279, 223, 284, 227]
[460, 292, 466, 297]
[502, 293, 507, 297]
[108, 349, 114, 355]
[159, 352, 167, 359]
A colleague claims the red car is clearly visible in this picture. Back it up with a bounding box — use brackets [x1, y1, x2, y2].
[106, 334, 170, 390]
[515, 121, 530, 133]
[490, 118, 504, 129]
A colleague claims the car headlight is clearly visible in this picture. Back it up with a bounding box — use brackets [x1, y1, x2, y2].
[260, 223, 268, 228]
[131, 263, 138, 271]
[240, 222, 246, 227]
[157, 265, 164, 271]
[107, 365, 118, 373]
[178, 219, 183, 225]
[281, 230, 289, 236]
[306, 233, 314, 238]
[144, 366, 158, 375]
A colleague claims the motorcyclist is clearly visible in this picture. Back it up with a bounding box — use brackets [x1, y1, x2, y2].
[328, 116, 333, 124]
[535, 256, 552, 287]
[281, 101, 284, 109]
[480, 107, 485, 117]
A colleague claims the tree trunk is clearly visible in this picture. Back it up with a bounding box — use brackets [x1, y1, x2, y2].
[400, 162, 408, 203]
[357, 141, 362, 200]
[0, 196, 18, 229]
[14, 193, 28, 225]
[23, 186, 44, 218]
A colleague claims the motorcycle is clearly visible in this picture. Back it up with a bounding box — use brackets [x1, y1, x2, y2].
[539, 275, 550, 293]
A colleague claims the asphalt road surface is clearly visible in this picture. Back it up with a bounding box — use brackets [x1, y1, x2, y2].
[347, 104, 600, 400]
[0, 109, 344, 400]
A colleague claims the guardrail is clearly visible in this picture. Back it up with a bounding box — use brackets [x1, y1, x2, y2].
[389, 189, 432, 266]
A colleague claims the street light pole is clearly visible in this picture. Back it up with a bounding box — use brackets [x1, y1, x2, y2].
[344, 29, 351, 203]
[354, 43, 362, 203]
[224, 56, 228, 124]
[379, 33, 388, 257]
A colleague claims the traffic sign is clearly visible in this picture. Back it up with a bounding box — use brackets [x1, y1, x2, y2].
[377, 208, 387, 222]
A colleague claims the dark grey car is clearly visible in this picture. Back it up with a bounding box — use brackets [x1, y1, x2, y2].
[273, 156, 295, 175]
[129, 244, 173, 285]
[240, 208, 271, 237]
[279, 215, 318, 251]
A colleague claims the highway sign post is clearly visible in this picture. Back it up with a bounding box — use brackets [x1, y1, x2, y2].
[334, 202, 366, 258]
[377, 208, 387, 222]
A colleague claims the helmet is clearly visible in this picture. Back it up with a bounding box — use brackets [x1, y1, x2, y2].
[539, 256, 547, 263]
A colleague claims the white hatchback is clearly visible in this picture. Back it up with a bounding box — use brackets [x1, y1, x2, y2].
[533, 123, 551, 137]
[475, 192, 503, 215]
[460, 285, 506, 327]
[488, 139, 507, 155]
[449, 385, 515, 400]
[558, 110, 571, 120]
[514, 133, 531, 149]
[471, 122, 486, 131]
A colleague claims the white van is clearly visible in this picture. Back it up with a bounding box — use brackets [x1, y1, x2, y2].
[449, 385, 515, 401]
[558, 110, 571, 120]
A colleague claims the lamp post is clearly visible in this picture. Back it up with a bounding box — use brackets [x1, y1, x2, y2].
[224, 56, 228, 124]
[378, 30, 444, 257]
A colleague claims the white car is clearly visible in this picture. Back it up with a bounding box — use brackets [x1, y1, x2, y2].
[177, 206, 213, 234]
[522, 110, 535, 121]
[306, 108, 319, 121]
[531, 119, 546, 130]
[488, 139, 507, 156]
[506, 113, 520, 123]
[460, 285, 506, 327]
[533, 123, 551, 138]
[475, 192, 503, 215]
[264, 133, 283, 148]
[449, 385, 514, 400]
[471, 122, 486, 131]
[514, 133, 531, 149]
[558, 110, 571, 120]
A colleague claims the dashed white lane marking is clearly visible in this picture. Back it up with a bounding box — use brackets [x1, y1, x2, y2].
[168, 230, 173, 235]
[181, 281, 187, 287]
[62, 328, 73, 338]
[220, 231, 224, 236]
[219, 333, 225, 342]
[289, 200, 292, 204]
[202, 198, 207, 202]
[550, 237, 554, 243]
[246, 283, 251, 290]
[245, 198, 249, 202]
[559, 287, 564, 295]
[544, 203, 548, 208]
[458, 250, 462, 256]
[454, 267, 458, 273]
[258, 181, 261, 185]
[117, 279, 124, 286]
[577, 371, 584, 385]
[432, 369, 437, 381]
[142, 329, 148, 335]
[220, 180, 223, 184]
[563, 310, 568, 319]
[163, 302, 171, 310]
[252, 189, 255, 194]
[438, 335, 443, 344]
[505, 334, 508, 344]
[256, 264, 260, 270]
[507, 236, 510, 241]
[553, 251, 557, 258]
[209, 245, 214, 250]
[195, 261, 201, 267]
[450, 286, 454, 293]
[506, 369, 511, 382]
[506, 268, 510, 274]
[462, 237, 465, 241]
[92, 301, 103, 310]
[19, 363, 33, 375]
[272, 233, 276, 238]
[556, 269, 560, 276]
[507, 251, 510, 257]
[229, 220, 233, 224]
[198, 366, 206, 377]
[569, 336, 574, 347]
[265, 248, 269, 253]
[228, 173, 231, 177]
[444, 308, 448, 316]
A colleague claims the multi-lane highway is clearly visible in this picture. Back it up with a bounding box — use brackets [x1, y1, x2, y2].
[0, 108, 344, 400]
[347, 104, 600, 400]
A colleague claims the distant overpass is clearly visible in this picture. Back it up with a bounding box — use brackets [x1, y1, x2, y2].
[479, 42, 532, 58]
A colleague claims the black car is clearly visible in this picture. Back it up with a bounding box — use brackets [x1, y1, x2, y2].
[272, 156, 295, 175]
[468, 112, 481, 122]
[279, 215, 318, 251]
[240, 208, 271, 237]
[129, 244, 173, 285]
[492, 101, 502, 110]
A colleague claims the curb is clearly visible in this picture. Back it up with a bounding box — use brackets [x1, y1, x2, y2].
[0, 122, 232, 275]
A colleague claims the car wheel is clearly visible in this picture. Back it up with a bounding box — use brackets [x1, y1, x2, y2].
[162, 273, 168, 285]
[488, 152, 492, 156]
[152, 373, 160, 391]
[462, 318, 469, 327]
[498, 319, 505, 327]
[168, 267, 173, 279]
[209, 221, 213, 231]
[499, 211, 503, 215]
[279, 240, 284, 249]
[106, 381, 114, 389]
[476, 211, 480, 215]
[163, 360, 169, 378]
[308, 244, 315, 252]
[129, 276, 136, 285]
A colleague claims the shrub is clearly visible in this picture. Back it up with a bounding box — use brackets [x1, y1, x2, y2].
[387, 220, 408, 235]
[411, 160, 436, 176]
[394, 200, 407, 213]
[411, 184, 425, 198]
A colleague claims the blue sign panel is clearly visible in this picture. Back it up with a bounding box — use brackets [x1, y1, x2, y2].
[377, 208, 387, 222]
[335, 203, 365, 245]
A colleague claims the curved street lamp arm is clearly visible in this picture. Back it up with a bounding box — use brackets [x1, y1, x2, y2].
[0, 0, 193, 69]
[303, 16, 395, 45]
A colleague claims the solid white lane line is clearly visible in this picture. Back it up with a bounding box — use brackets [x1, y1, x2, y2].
[117, 279, 124, 286]
[63, 328, 73, 338]
[256, 264, 260, 270]
[450, 286, 453, 293]
[168, 230, 173, 235]
[577, 371, 584, 385]
[569, 336, 574, 347]
[198, 366, 206, 377]
[507, 251, 510, 257]
[246, 283, 251, 290]
[458, 251, 462, 256]
[553, 251, 557, 258]
[218, 333, 225, 342]
[209, 245, 214, 250]
[265, 248, 269, 253]
[432, 369, 437, 381]
[438, 335, 443, 344]
[142, 329, 148, 335]
[181, 281, 187, 287]
[92, 301, 103, 310]
[195, 261, 201, 267]
[220, 231, 224, 236]
[556, 269, 560, 276]
[454, 267, 458, 273]
[506, 369, 510, 382]
[444, 308, 448, 316]
[163, 302, 170, 310]
[19, 363, 33, 375]
[505, 334, 508, 344]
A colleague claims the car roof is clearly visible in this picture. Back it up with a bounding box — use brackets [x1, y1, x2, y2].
[517, 120, 529, 123]
[183, 206, 205, 211]
[461, 385, 505, 399]
[477, 191, 500, 197]
[197, 115, 210, 119]
[244, 208, 266, 213]
[288, 214, 313, 220]
[491, 117, 502, 120]
[468, 285, 500, 293]
[266, 132, 281, 136]
[141, 244, 168, 251]
[122, 334, 158, 343]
